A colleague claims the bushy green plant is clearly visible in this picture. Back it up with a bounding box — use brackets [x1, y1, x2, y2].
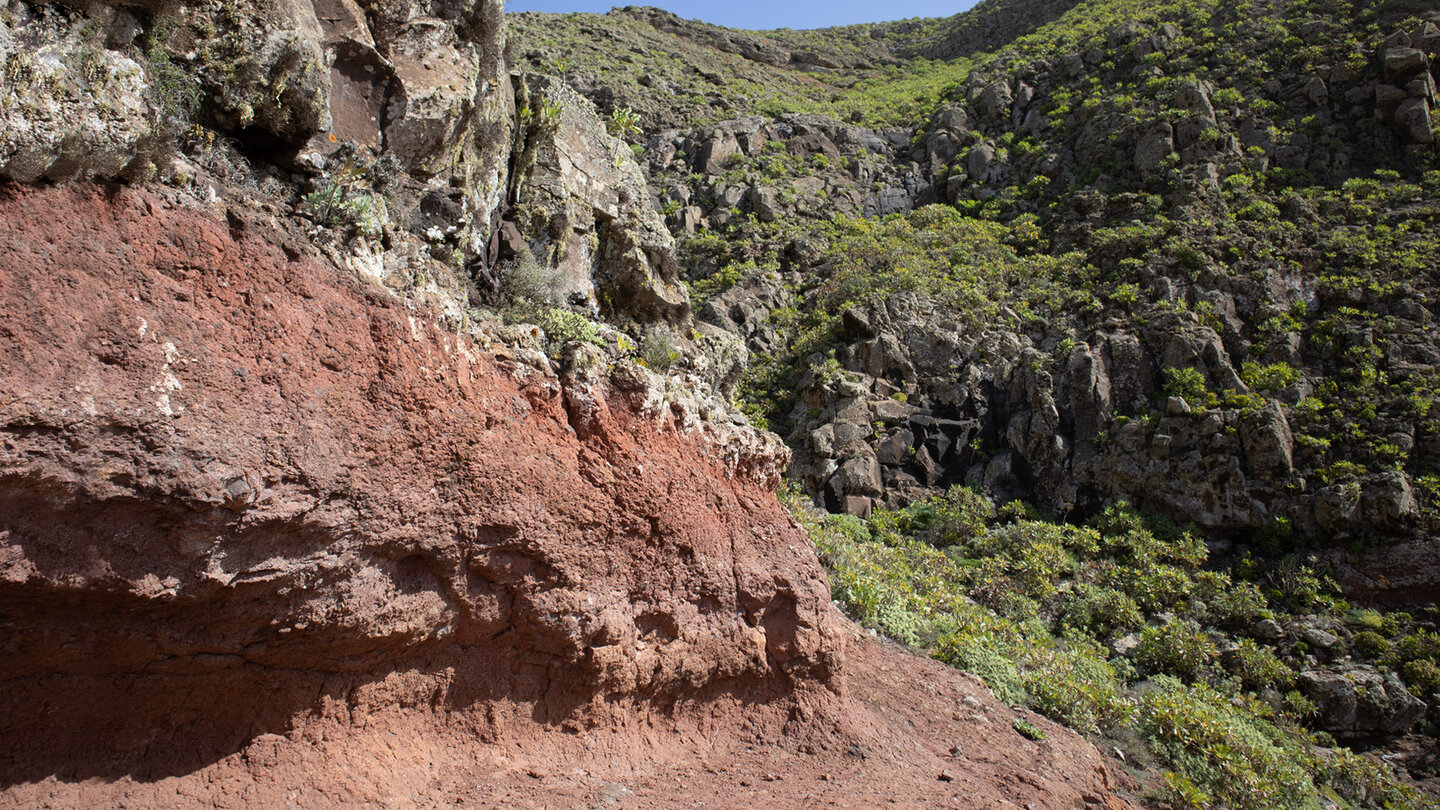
[1206, 580, 1272, 628]
[1134, 620, 1218, 681]
[930, 485, 997, 546]
[535, 307, 602, 354]
[935, 626, 1130, 733]
[1138, 678, 1320, 810]
[1265, 561, 1341, 614]
[1350, 630, 1391, 661]
[935, 629, 1028, 706]
[1111, 562, 1192, 613]
[1226, 638, 1294, 690]
[1318, 747, 1425, 809]
[1401, 659, 1440, 696]
[1162, 366, 1210, 408]
[640, 325, 681, 371]
[788, 483, 1420, 805]
[1060, 583, 1143, 640]
[1241, 361, 1300, 393]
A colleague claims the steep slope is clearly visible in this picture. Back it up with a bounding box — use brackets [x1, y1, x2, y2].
[563, 0, 1440, 568]
[0, 0, 1142, 806]
[0, 179, 1131, 810]
[510, 0, 1440, 804]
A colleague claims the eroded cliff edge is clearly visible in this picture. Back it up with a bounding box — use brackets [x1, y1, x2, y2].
[0, 179, 836, 771]
[0, 181, 1132, 810]
[0, 0, 1141, 805]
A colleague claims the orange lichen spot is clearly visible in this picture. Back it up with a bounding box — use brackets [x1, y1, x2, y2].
[328, 133, 338, 143]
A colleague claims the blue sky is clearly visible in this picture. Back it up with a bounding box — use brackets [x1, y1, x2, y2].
[506, 2, 982, 31]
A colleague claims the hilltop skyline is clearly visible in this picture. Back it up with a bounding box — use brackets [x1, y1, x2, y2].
[506, 1, 983, 30]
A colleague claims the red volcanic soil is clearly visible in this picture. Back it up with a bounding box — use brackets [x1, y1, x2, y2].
[0, 183, 1135, 809]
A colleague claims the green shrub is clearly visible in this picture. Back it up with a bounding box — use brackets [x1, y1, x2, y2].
[1137, 678, 1319, 810]
[1226, 638, 1294, 690]
[640, 324, 682, 371]
[1060, 583, 1143, 640]
[1265, 561, 1340, 614]
[1020, 637, 1132, 732]
[1350, 630, 1391, 662]
[1134, 620, 1219, 681]
[935, 627, 1129, 733]
[935, 629, 1027, 705]
[1163, 367, 1210, 408]
[1346, 608, 1386, 631]
[606, 105, 642, 138]
[931, 485, 996, 546]
[1111, 562, 1192, 613]
[1401, 659, 1440, 697]
[1207, 581, 1272, 628]
[535, 307, 602, 354]
[1319, 747, 1426, 808]
[1241, 361, 1300, 393]
[1090, 502, 1204, 568]
[1389, 629, 1440, 667]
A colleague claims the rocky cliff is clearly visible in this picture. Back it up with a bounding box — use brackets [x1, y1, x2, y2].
[0, 0, 1139, 806]
[524, 0, 1440, 596]
[506, 2, 1440, 803]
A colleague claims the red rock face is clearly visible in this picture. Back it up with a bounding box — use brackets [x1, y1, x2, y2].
[0, 183, 840, 783]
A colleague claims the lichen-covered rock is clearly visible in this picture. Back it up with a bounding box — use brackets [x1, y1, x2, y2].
[0, 2, 159, 182]
[1, 0, 514, 266]
[509, 75, 690, 326]
[1298, 666, 1428, 739]
[192, 0, 332, 143]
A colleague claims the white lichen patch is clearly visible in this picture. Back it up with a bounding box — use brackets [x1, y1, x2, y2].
[150, 341, 185, 417]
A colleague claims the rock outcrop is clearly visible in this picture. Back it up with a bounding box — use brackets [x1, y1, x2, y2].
[1300, 666, 1429, 740]
[0, 0, 513, 263]
[647, 113, 928, 234]
[0, 181, 832, 784]
[505, 74, 690, 326]
[0, 177, 1134, 810]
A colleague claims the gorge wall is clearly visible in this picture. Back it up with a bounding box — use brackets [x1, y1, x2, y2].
[0, 1, 1140, 807]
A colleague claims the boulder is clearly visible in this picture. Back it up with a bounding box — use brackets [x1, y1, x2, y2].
[877, 430, 915, 466]
[511, 76, 691, 326]
[1174, 81, 1215, 121]
[1240, 401, 1294, 478]
[1299, 666, 1427, 738]
[1363, 470, 1420, 532]
[977, 80, 1014, 121]
[1251, 619, 1285, 640]
[1384, 47, 1428, 80]
[1316, 483, 1361, 532]
[836, 455, 885, 498]
[1394, 98, 1435, 144]
[746, 185, 783, 223]
[1134, 124, 1175, 172]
